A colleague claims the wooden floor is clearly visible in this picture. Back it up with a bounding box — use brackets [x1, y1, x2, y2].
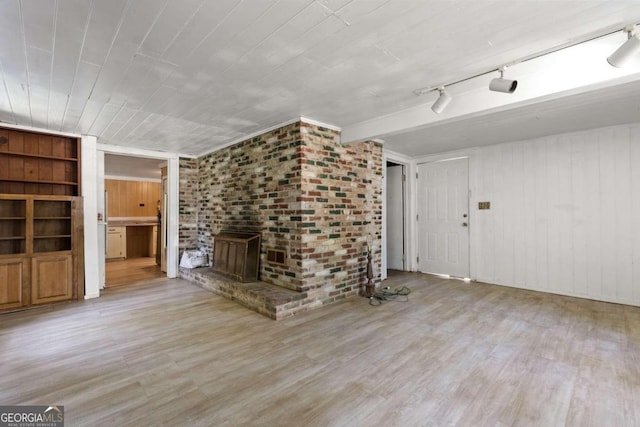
[2, 271, 639, 426]
[105, 257, 164, 287]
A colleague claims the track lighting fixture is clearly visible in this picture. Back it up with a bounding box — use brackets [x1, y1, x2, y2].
[607, 26, 640, 68]
[413, 22, 639, 109]
[489, 67, 518, 93]
[431, 87, 452, 114]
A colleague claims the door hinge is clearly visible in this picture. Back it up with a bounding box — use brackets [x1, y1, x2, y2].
[417, 256, 420, 263]
[402, 174, 406, 182]
[416, 214, 419, 221]
[416, 172, 419, 180]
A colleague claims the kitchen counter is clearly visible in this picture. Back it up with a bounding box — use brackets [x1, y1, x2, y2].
[107, 218, 159, 259]
[108, 217, 159, 227]
[109, 220, 159, 227]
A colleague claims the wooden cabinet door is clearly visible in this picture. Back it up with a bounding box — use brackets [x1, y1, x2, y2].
[107, 231, 121, 259]
[106, 227, 125, 259]
[31, 254, 72, 305]
[0, 257, 28, 310]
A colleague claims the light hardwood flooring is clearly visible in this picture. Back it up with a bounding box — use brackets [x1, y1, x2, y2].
[105, 257, 164, 287]
[1, 271, 639, 426]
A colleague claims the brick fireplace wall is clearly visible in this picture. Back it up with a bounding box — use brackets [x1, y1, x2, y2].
[197, 122, 303, 290]
[182, 120, 382, 312]
[179, 158, 198, 251]
[298, 123, 382, 303]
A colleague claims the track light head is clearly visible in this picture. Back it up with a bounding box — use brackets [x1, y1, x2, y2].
[608, 27, 640, 68]
[489, 78, 518, 93]
[431, 87, 452, 114]
[489, 68, 517, 93]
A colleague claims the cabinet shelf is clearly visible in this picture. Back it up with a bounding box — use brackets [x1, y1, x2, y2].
[34, 234, 72, 239]
[0, 217, 26, 220]
[0, 236, 25, 241]
[0, 152, 78, 162]
[35, 217, 72, 220]
[0, 177, 78, 186]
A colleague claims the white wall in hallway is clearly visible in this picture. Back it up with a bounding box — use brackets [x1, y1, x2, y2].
[386, 164, 405, 271]
[469, 123, 640, 306]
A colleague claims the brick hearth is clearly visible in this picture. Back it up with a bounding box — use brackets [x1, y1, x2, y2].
[179, 267, 310, 320]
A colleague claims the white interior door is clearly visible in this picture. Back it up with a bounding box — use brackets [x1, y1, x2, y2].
[386, 164, 405, 270]
[417, 158, 470, 277]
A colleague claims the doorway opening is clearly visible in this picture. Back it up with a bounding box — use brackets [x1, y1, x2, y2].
[103, 154, 167, 288]
[386, 161, 407, 273]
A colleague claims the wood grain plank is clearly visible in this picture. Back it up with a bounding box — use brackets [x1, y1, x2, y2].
[23, 133, 39, 155]
[9, 157, 25, 180]
[8, 131, 24, 153]
[106, 257, 162, 287]
[2, 271, 639, 426]
[37, 135, 53, 157]
[598, 129, 617, 299]
[570, 134, 588, 294]
[52, 160, 66, 183]
[0, 155, 8, 180]
[533, 138, 549, 291]
[51, 137, 66, 158]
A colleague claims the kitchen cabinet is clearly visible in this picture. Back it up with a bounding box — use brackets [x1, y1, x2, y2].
[106, 226, 126, 259]
[105, 179, 161, 218]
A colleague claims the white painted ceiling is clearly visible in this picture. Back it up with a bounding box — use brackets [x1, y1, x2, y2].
[1, 0, 640, 157]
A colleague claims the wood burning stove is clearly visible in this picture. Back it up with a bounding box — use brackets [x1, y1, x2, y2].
[212, 232, 261, 282]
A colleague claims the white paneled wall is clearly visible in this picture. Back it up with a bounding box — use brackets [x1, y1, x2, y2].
[470, 123, 640, 306]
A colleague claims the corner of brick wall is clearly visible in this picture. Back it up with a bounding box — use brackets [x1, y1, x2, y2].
[179, 157, 199, 252]
[298, 122, 382, 305]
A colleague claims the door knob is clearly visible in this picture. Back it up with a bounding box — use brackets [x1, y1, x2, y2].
[462, 222, 468, 227]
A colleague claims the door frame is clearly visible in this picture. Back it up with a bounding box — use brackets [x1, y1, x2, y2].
[382, 150, 415, 279]
[385, 161, 406, 271]
[413, 148, 478, 281]
[96, 143, 181, 290]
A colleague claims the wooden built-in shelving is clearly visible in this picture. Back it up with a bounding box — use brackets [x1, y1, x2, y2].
[0, 127, 81, 196]
[0, 127, 83, 311]
[0, 193, 83, 310]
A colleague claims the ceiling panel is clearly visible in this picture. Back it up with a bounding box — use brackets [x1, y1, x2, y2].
[80, 0, 128, 66]
[0, 0, 639, 156]
[138, 0, 202, 58]
[61, 60, 100, 130]
[0, 64, 16, 123]
[161, 0, 240, 65]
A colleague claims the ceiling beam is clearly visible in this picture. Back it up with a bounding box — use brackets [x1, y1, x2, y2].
[341, 30, 640, 144]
